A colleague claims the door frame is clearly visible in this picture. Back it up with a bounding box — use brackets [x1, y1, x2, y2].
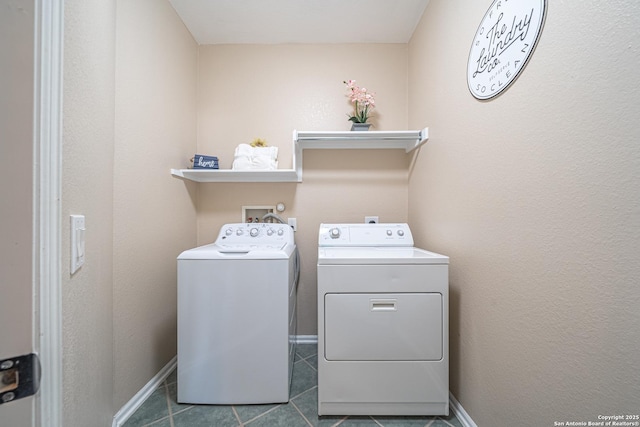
[33, 1, 63, 426]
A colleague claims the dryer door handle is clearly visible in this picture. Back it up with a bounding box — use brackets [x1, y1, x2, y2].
[370, 299, 397, 311]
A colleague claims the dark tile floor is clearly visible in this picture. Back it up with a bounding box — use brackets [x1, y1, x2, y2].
[123, 344, 463, 427]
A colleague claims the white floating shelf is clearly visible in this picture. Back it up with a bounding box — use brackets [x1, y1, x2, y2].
[171, 128, 429, 183]
[294, 128, 428, 153]
[171, 168, 300, 183]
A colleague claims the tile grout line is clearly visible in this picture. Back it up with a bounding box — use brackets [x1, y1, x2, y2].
[371, 416, 385, 426]
[290, 384, 318, 401]
[300, 356, 317, 372]
[441, 417, 458, 427]
[143, 416, 172, 427]
[170, 405, 195, 418]
[242, 403, 283, 425]
[331, 417, 349, 427]
[231, 406, 245, 427]
[163, 381, 175, 427]
[290, 400, 314, 427]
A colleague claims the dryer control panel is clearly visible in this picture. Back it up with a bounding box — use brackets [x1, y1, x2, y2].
[318, 223, 413, 247]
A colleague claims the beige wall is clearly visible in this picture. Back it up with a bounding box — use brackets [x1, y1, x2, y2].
[63, 0, 198, 421]
[0, 0, 35, 423]
[0, 0, 34, 357]
[408, 0, 640, 425]
[62, 0, 116, 425]
[113, 0, 198, 408]
[196, 44, 410, 334]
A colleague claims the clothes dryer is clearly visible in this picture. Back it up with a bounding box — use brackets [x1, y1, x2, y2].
[178, 223, 298, 404]
[317, 223, 449, 416]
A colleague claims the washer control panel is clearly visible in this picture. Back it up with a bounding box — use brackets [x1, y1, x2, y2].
[215, 222, 294, 248]
[318, 223, 413, 247]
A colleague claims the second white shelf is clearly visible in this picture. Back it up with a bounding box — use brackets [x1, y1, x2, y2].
[294, 128, 428, 153]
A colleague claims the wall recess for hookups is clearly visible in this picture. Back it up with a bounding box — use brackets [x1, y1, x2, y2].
[242, 205, 275, 223]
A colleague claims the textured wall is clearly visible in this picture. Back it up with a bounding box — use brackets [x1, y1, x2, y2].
[62, 0, 116, 425]
[0, 0, 35, 423]
[196, 44, 410, 335]
[0, 0, 34, 357]
[408, 0, 640, 425]
[113, 0, 198, 408]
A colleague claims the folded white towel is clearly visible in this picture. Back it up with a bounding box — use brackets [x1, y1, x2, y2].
[234, 144, 278, 159]
[232, 144, 278, 170]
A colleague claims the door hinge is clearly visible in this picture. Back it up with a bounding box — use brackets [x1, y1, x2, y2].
[0, 353, 41, 404]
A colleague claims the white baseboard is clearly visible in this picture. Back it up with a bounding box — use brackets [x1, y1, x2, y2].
[112, 355, 177, 427]
[449, 392, 477, 427]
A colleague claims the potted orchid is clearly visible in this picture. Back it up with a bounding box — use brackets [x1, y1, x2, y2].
[343, 79, 376, 130]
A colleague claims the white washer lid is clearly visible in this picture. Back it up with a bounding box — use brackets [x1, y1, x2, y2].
[317, 246, 449, 265]
[178, 242, 294, 260]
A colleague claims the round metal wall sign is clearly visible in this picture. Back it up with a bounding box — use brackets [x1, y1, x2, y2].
[467, 0, 546, 100]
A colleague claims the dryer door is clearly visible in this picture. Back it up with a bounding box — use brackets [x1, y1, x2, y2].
[324, 293, 443, 361]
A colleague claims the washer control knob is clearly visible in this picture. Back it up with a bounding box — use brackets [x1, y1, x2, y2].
[250, 227, 259, 237]
[386, 230, 392, 236]
[225, 228, 233, 236]
[267, 228, 274, 236]
[236, 228, 243, 236]
[397, 230, 405, 237]
[329, 228, 341, 239]
[277, 228, 284, 236]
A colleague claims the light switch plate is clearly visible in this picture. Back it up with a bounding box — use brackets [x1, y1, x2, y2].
[70, 215, 85, 274]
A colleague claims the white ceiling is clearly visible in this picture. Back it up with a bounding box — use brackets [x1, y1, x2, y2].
[168, 0, 430, 45]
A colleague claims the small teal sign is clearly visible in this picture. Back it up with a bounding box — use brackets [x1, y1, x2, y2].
[192, 154, 219, 169]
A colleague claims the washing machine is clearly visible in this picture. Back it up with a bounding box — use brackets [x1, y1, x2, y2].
[317, 223, 449, 416]
[177, 222, 298, 404]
